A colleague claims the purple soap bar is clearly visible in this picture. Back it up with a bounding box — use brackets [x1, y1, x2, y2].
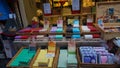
[50, 27, 57, 32]
[15, 36, 22, 39]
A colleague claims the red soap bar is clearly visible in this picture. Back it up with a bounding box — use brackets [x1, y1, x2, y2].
[21, 36, 29, 39]
[87, 23, 93, 26]
[72, 10, 80, 14]
[93, 34, 100, 38]
[19, 28, 32, 33]
[88, 26, 97, 32]
[31, 28, 42, 33]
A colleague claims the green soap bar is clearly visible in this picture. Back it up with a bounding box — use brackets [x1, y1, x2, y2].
[56, 35, 63, 39]
[68, 52, 76, 54]
[10, 60, 19, 66]
[58, 50, 68, 68]
[67, 54, 77, 64]
[19, 63, 28, 66]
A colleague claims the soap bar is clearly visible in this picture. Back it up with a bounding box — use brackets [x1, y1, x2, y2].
[55, 35, 63, 39]
[73, 20, 79, 27]
[84, 35, 93, 39]
[72, 35, 81, 39]
[48, 58, 53, 67]
[10, 48, 36, 67]
[56, 28, 63, 33]
[68, 54, 77, 64]
[73, 28, 80, 33]
[58, 50, 68, 68]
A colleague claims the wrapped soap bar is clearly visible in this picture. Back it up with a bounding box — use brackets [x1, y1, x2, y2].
[99, 55, 108, 64]
[48, 41, 56, 53]
[82, 53, 97, 64]
[50, 27, 57, 32]
[73, 20, 79, 27]
[68, 39, 76, 54]
[57, 20, 63, 27]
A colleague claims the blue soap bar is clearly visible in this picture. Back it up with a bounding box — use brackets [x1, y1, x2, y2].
[72, 35, 80, 39]
[73, 20, 79, 25]
[84, 56, 91, 63]
[73, 28, 80, 33]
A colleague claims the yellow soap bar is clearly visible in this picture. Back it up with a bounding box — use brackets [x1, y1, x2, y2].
[33, 62, 38, 66]
[48, 58, 53, 67]
[33, 49, 48, 67]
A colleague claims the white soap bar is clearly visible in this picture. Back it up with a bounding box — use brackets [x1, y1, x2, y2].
[84, 35, 93, 39]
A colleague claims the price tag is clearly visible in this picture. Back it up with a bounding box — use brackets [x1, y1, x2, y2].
[43, 3, 51, 14]
[46, 53, 55, 58]
[72, 0, 80, 11]
[87, 18, 93, 23]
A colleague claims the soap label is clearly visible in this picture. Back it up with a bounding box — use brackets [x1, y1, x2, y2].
[43, 3, 51, 14]
[29, 36, 36, 51]
[46, 53, 55, 58]
[72, 0, 80, 11]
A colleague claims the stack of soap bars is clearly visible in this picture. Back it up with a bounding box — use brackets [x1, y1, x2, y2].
[67, 40, 78, 67]
[33, 49, 54, 67]
[33, 41, 56, 67]
[10, 48, 36, 67]
[58, 40, 78, 68]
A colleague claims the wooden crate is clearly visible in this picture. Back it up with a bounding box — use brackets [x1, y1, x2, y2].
[55, 48, 79, 68]
[30, 47, 59, 68]
[95, 23, 120, 40]
[6, 47, 33, 68]
[77, 48, 120, 68]
[96, 1, 120, 23]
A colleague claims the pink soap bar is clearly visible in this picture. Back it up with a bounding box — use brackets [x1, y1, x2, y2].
[101, 56, 107, 64]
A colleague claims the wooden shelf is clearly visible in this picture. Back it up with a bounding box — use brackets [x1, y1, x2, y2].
[44, 15, 61, 18]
